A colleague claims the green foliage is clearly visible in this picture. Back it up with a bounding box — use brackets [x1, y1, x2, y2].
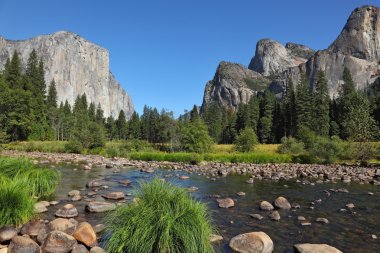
[278, 136, 304, 155]
[296, 72, 314, 133]
[64, 140, 83, 154]
[314, 70, 330, 136]
[0, 179, 36, 227]
[15, 167, 60, 198]
[121, 139, 154, 152]
[180, 118, 213, 153]
[105, 178, 214, 253]
[307, 136, 344, 164]
[283, 79, 297, 137]
[234, 127, 258, 152]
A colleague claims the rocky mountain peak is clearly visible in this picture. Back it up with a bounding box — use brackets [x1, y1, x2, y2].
[248, 39, 313, 76]
[329, 5, 380, 61]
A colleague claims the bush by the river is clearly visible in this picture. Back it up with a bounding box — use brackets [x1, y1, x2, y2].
[105, 178, 215, 253]
[234, 127, 258, 152]
[0, 157, 60, 226]
[278, 137, 304, 155]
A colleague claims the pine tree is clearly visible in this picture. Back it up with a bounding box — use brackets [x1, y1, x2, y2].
[284, 79, 296, 136]
[95, 103, 105, 124]
[116, 110, 128, 140]
[47, 79, 58, 109]
[202, 103, 223, 143]
[314, 70, 330, 136]
[258, 90, 275, 143]
[88, 102, 96, 122]
[127, 112, 141, 139]
[47, 80, 58, 139]
[4, 51, 22, 89]
[295, 71, 313, 133]
[189, 105, 199, 122]
[105, 116, 117, 141]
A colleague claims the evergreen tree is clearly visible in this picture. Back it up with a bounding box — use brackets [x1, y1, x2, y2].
[116, 110, 128, 140]
[220, 109, 237, 144]
[88, 102, 96, 122]
[248, 96, 260, 133]
[284, 79, 296, 136]
[180, 118, 213, 153]
[127, 112, 141, 139]
[106, 116, 117, 141]
[46, 79, 58, 109]
[314, 70, 330, 136]
[95, 103, 105, 124]
[4, 51, 22, 89]
[46, 80, 58, 139]
[295, 71, 314, 133]
[258, 90, 275, 143]
[202, 103, 223, 143]
[189, 105, 199, 122]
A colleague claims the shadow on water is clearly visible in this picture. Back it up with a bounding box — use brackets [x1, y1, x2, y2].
[43, 163, 380, 253]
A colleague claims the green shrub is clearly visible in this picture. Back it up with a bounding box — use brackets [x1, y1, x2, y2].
[105, 178, 214, 253]
[278, 136, 304, 155]
[0, 179, 36, 227]
[234, 127, 258, 152]
[180, 119, 214, 153]
[307, 136, 344, 164]
[121, 139, 154, 152]
[0, 158, 34, 177]
[64, 140, 83, 154]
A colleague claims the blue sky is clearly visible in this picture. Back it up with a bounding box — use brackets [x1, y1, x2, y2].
[0, 0, 378, 115]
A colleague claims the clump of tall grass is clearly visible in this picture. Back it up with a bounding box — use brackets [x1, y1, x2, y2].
[0, 157, 61, 198]
[0, 179, 36, 227]
[105, 178, 214, 253]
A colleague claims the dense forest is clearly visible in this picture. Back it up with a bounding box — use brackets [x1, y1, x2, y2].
[1, 50, 380, 153]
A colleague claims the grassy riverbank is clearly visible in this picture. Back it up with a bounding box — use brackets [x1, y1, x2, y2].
[2, 141, 380, 165]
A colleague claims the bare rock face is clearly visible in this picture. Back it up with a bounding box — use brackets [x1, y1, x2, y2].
[201, 61, 270, 112]
[0, 31, 134, 118]
[248, 39, 313, 76]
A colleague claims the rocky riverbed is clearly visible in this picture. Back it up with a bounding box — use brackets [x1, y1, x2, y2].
[0, 150, 379, 252]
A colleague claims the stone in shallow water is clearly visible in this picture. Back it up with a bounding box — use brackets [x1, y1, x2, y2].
[217, 198, 235, 208]
[209, 234, 223, 242]
[55, 204, 79, 218]
[0, 226, 18, 243]
[42, 231, 77, 253]
[269, 211, 280, 221]
[260, 201, 274, 211]
[86, 202, 116, 213]
[246, 178, 254, 184]
[274, 196, 291, 210]
[346, 203, 355, 209]
[179, 175, 190, 180]
[237, 191, 246, 196]
[103, 192, 125, 200]
[68, 190, 81, 197]
[8, 236, 40, 253]
[229, 232, 273, 253]
[298, 216, 306, 221]
[187, 186, 198, 192]
[316, 217, 329, 224]
[90, 246, 106, 253]
[250, 214, 264, 220]
[294, 243, 342, 253]
[93, 224, 106, 234]
[87, 180, 102, 188]
[34, 202, 48, 213]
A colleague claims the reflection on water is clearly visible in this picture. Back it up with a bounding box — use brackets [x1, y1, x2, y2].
[44, 163, 380, 253]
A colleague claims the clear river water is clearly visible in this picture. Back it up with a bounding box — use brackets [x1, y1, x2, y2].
[42, 163, 380, 253]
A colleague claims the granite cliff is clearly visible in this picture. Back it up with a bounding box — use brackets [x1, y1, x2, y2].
[202, 5, 380, 111]
[0, 31, 134, 118]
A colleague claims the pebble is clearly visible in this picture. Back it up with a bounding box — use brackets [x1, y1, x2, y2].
[250, 214, 264, 220]
[269, 211, 280, 221]
[316, 218, 329, 224]
[346, 203, 355, 209]
[236, 192, 246, 196]
[372, 234, 377, 240]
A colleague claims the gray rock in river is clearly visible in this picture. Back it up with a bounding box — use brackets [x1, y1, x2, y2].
[229, 231, 274, 253]
[42, 231, 77, 253]
[0, 226, 18, 243]
[274, 196, 291, 210]
[55, 204, 79, 218]
[294, 243, 342, 253]
[86, 201, 116, 213]
[260, 201, 274, 211]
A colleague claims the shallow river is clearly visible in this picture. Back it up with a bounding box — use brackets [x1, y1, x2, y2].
[42, 163, 380, 253]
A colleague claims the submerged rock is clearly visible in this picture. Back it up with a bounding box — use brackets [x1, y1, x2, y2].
[55, 204, 79, 218]
[260, 201, 274, 211]
[86, 202, 116, 213]
[269, 211, 280, 221]
[90, 246, 105, 253]
[229, 231, 274, 253]
[72, 244, 89, 253]
[20, 220, 46, 237]
[103, 192, 125, 200]
[34, 201, 48, 213]
[274, 196, 291, 210]
[209, 234, 223, 242]
[294, 243, 342, 253]
[217, 198, 235, 208]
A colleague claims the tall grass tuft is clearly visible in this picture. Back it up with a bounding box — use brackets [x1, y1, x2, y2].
[0, 179, 36, 227]
[0, 157, 61, 198]
[105, 178, 215, 253]
[15, 168, 61, 198]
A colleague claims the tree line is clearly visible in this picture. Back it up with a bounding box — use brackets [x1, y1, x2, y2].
[1, 50, 379, 152]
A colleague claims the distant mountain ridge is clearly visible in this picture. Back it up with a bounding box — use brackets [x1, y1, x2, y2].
[0, 31, 134, 118]
[202, 5, 380, 111]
